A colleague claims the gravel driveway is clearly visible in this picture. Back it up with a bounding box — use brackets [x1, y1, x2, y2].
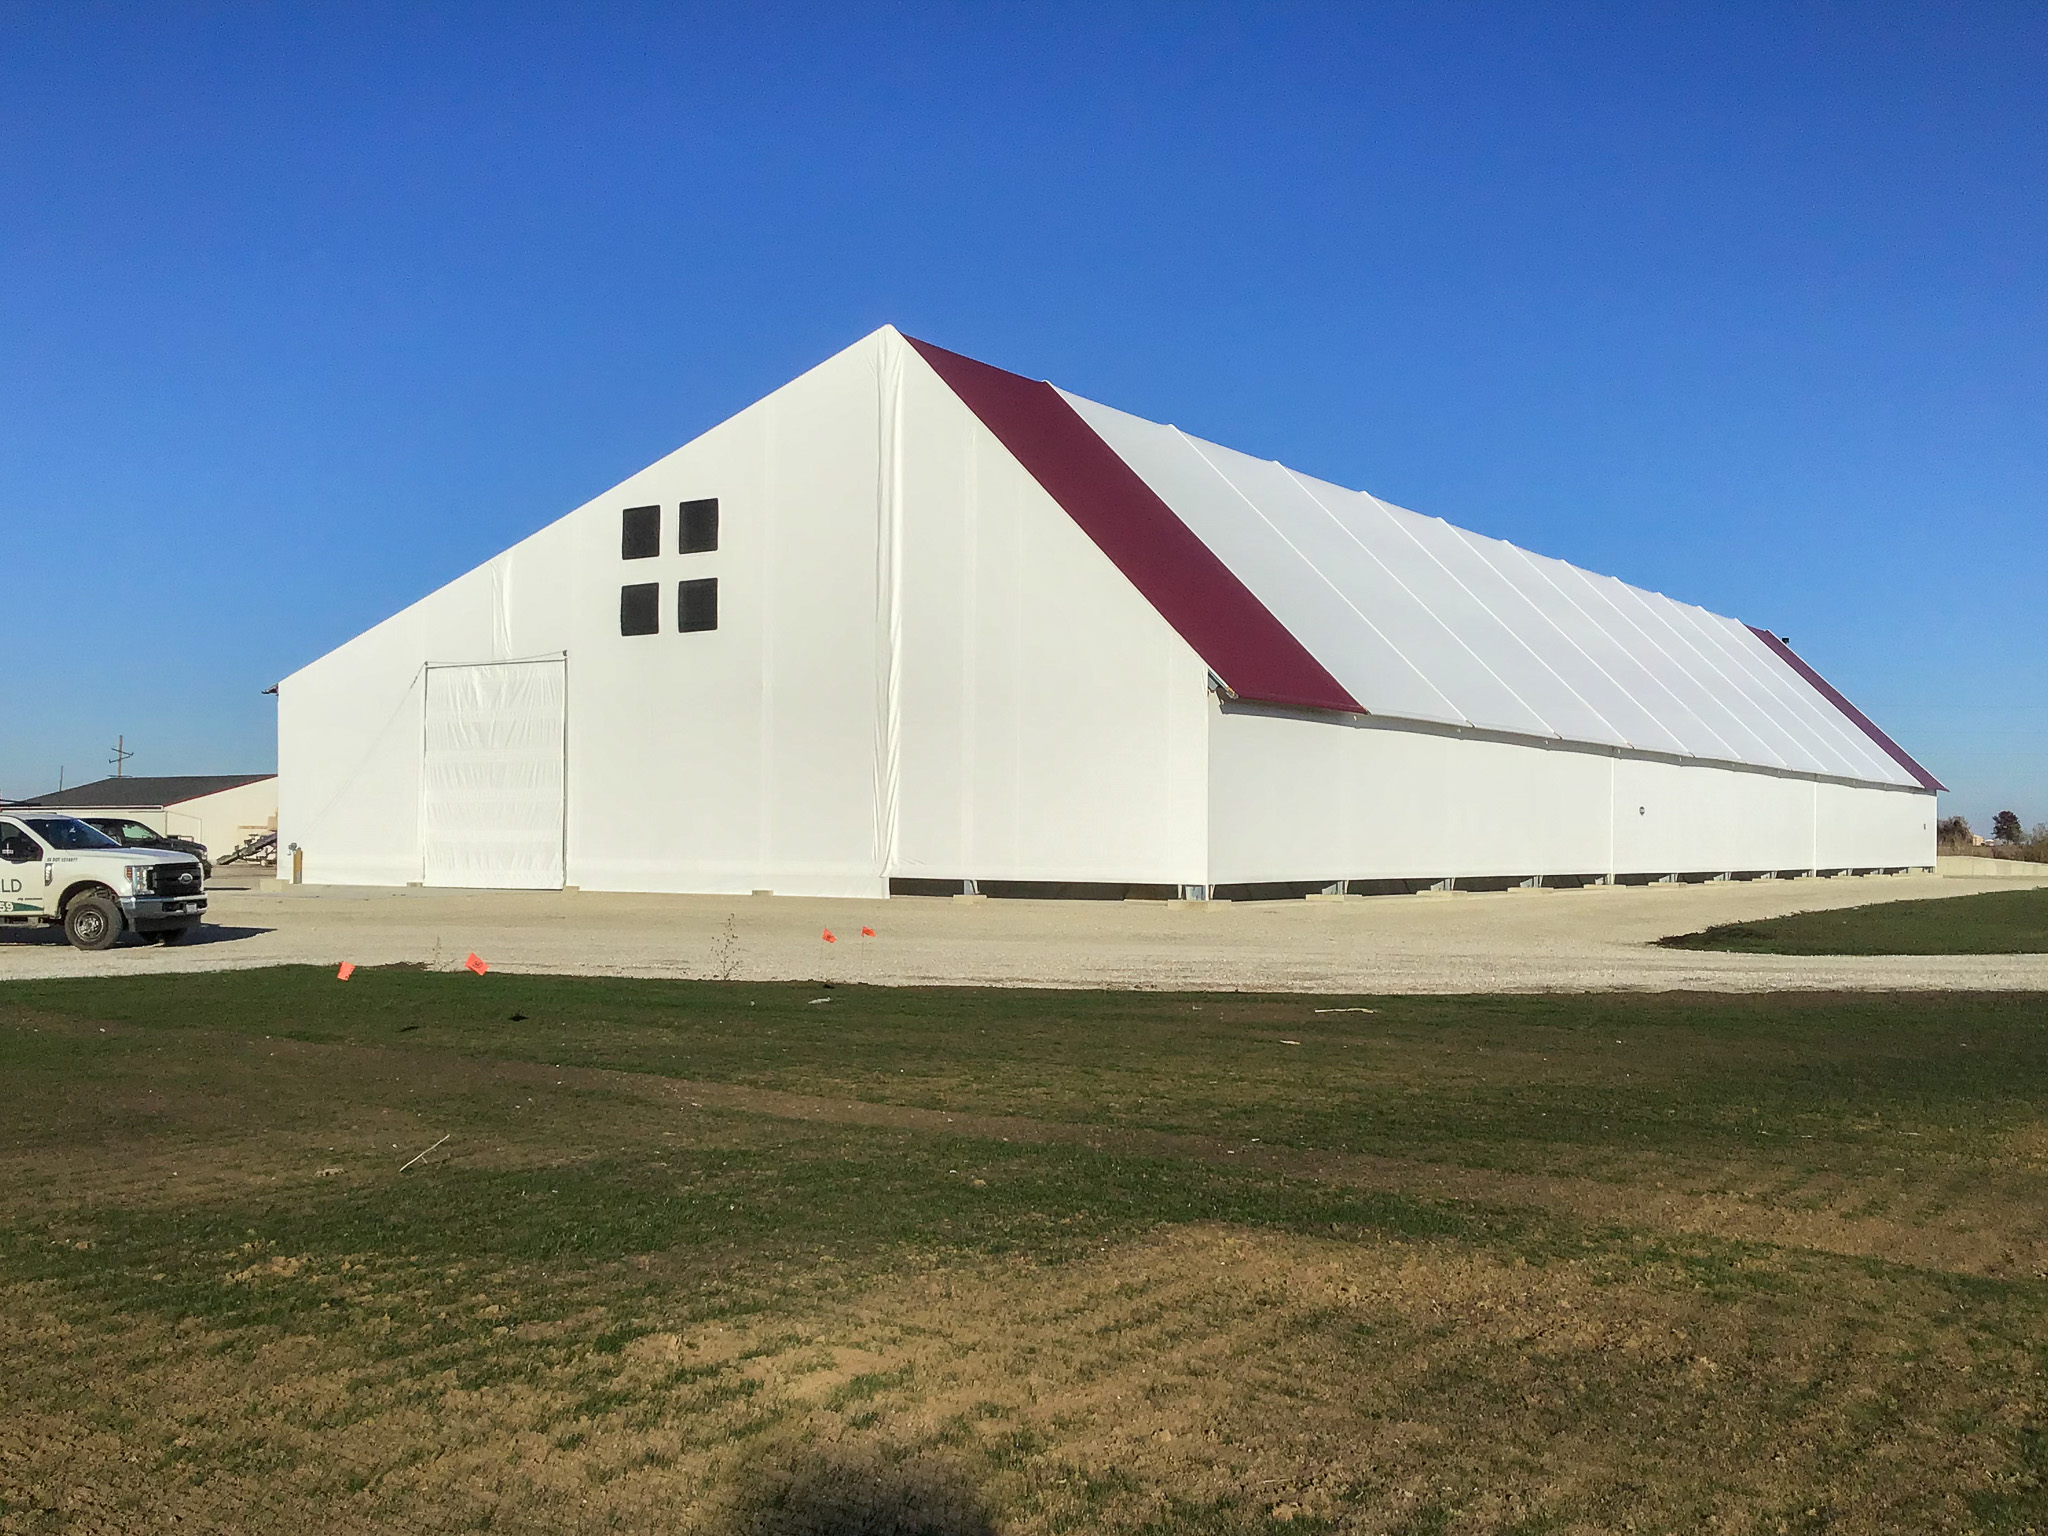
[4, 870, 2045, 992]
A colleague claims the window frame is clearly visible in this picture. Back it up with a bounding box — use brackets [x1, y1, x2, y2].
[619, 581, 661, 636]
[621, 505, 661, 560]
[679, 498, 719, 554]
[677, 576, 718, 633]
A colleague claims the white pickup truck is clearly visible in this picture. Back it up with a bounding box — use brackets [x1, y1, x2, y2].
[0, 811, 208, 950]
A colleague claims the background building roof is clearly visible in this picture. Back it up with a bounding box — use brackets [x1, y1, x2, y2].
[20, 774, 276, 809]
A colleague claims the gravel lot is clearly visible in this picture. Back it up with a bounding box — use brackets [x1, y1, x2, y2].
[4, 868, 2046, 991]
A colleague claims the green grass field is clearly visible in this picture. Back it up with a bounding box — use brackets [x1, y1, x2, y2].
[5, 969, 2048, 1533]
[1662, 884, 2048, 955]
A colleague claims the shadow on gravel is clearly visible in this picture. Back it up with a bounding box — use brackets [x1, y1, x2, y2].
[0, 923, 273, 951]
[150, 924, 272, 947]
[714, 1446, 995, 1536]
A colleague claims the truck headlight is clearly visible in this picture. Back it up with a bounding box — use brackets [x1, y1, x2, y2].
[124, 865, 153, 894]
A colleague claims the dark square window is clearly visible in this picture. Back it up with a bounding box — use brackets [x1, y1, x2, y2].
[619, 582, 659, 635]
[680, 497, 719, 554]
[678, 577, 718, 633]
[621, 505, 660, 559]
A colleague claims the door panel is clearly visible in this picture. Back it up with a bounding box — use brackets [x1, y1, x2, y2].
[421, 661, 566, 890]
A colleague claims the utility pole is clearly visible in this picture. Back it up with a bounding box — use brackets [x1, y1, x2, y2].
[108, 736, 133, 778]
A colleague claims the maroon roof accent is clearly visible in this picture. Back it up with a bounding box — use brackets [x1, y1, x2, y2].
[1747, 627, 1943, 791]
[906, 337, 1363, 715]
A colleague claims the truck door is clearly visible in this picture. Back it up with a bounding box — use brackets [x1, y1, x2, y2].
[0, 818, 47, 917]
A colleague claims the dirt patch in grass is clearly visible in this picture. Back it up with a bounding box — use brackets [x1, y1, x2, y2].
[7, 1222, 2044, 1534]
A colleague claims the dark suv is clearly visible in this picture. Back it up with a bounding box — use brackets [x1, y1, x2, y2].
[84, 818, 213, 877]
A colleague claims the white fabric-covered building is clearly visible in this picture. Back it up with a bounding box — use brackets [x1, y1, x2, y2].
[278, 327, 1938, 897]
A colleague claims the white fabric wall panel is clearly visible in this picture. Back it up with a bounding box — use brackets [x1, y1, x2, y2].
[892, 349, 1209, 883]
[421, 661, 566, 889]
[1609, 756, 1816, 873]
[278, 574, 484, 886]
[1817, 782, 1934, 869]
[556, 340, 887, 896]
[1210, 706, 1934, 883]
[1207, 708, 1614, 883]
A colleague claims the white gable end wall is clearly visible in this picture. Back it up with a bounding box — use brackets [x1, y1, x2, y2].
[280, 333, 896, 896]
[565, 335, 888, 896]
[887, 340, 1210, 887]
[280, 576, 482, 886]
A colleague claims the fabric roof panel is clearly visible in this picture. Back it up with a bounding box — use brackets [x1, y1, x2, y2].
[1346, 495, 1635, 747]
[1057, 393, 1468, 725]
[1560, 569, 1787, 766]
[1730, 621, 1936, 788]
[1489, 545, 1737, 759]
[1712, 616, 1915, 783]
[909, 339, 1362, 714]
[1610, 584, 1837, 775]
[1169, 436, 1559, 736]
[1663, 603, 1901, 782]
[1443, 526, 1696, 756]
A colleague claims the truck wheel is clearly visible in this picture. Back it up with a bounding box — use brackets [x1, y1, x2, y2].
[64, 893, 122, 951]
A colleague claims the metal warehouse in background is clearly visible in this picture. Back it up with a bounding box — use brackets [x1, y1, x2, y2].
[277, 327, 1939, 898]
[18, 774, 278, 865]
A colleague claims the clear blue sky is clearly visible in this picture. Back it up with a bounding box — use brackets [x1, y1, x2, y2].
[3, 3, 2042, 828]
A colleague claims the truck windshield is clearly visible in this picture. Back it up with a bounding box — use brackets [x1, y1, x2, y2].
[23, 817, 122, 850]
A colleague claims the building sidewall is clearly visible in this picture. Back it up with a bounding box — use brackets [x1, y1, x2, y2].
[1206, 702, 1934, 882]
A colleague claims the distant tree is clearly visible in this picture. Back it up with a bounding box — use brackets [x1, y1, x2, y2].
[1936, 815, 1973, 845]
[1992, 810, 2024, 843]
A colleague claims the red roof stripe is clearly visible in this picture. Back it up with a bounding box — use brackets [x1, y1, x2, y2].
[906, 338, 1363, 716]
[1747, 627, 1943, 791]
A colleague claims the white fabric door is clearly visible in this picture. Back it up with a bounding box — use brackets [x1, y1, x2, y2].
[422, 660, 566, 889]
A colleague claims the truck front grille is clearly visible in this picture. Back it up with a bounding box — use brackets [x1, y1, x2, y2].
[149, 862, 204, 897]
